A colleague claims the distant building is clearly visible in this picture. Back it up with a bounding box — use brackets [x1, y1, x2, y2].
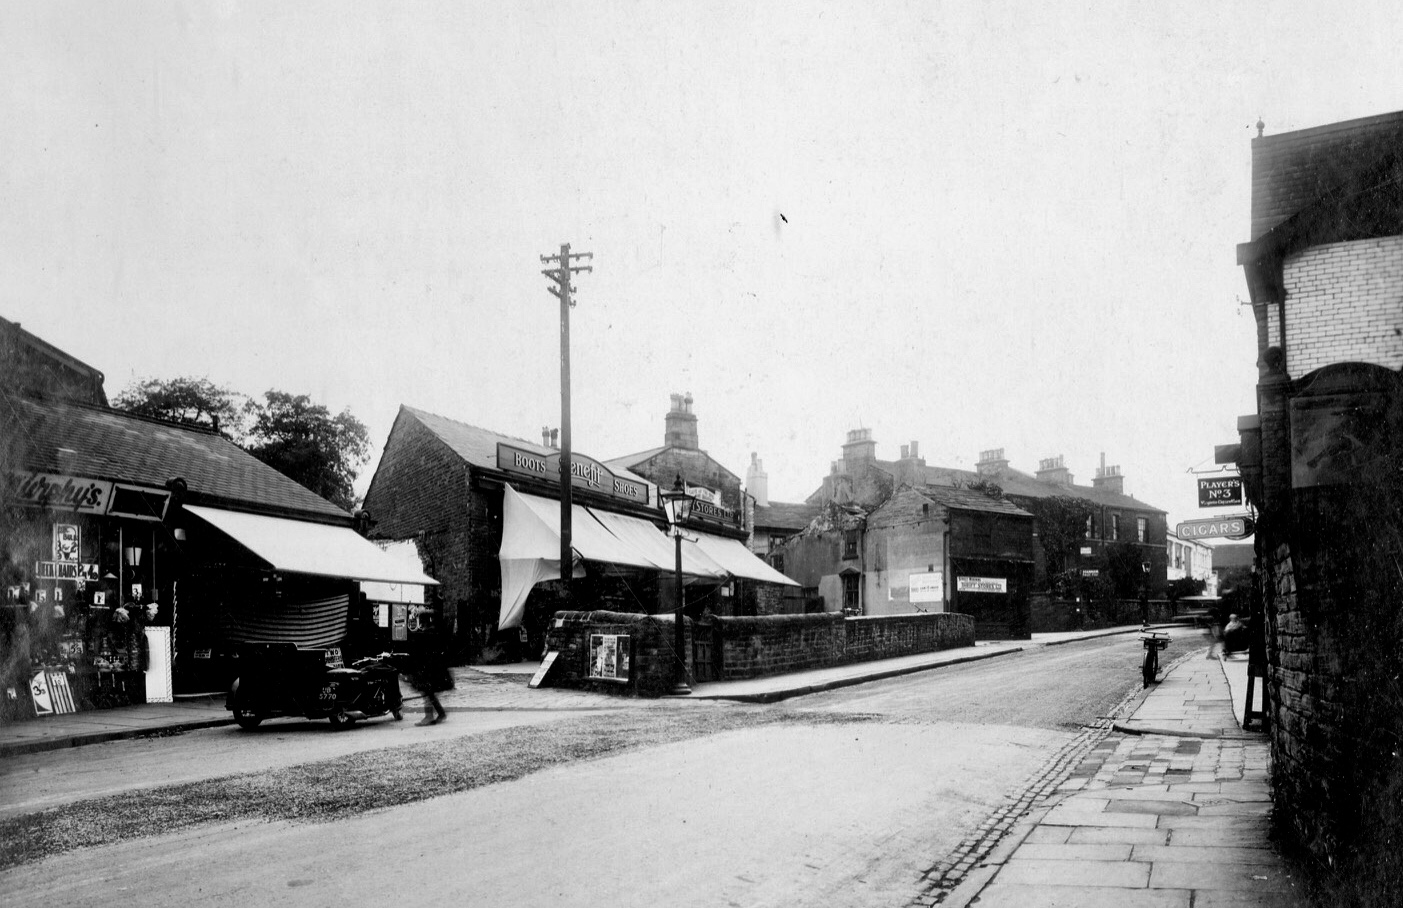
[742, 452, 819, 577]
[1166, 530, 1216, 596]
[803, 432, 1169, 601]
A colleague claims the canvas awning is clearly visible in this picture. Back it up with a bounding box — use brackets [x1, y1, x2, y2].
[688, 531, 800, 586]
[184, 505, 439, 586]
[498, 486, 661, 629]
[586, 508, 727, 579]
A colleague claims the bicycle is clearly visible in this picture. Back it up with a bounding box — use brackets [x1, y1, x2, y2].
[1141, 630, 1170, 688]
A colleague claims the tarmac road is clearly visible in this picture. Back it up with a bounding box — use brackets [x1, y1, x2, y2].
[0, 632, 1193, 908]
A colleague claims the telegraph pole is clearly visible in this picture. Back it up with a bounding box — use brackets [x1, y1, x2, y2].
[540, 243, 593, 585]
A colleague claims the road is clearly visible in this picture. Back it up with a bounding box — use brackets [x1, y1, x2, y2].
[0, 629, 1200, 908]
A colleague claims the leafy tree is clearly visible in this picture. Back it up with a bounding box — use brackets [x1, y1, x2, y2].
[244, 391, 370, 511]
[112, 376, 247, 440]
[1020, 496, 1095, 596]
[1165, 576, 1205, 604]
[1103, 541, 1148, 599]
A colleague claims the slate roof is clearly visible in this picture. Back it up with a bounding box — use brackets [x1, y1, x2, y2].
[10, 396, 348, 521]
[607, 445, 742, 483]
[1250, 110, 1403, 239]
[753, 500, 821, 531]
[921, 484, 1033, 517]
[898, 461, 1165, 514]
[400, 405, 654, 489]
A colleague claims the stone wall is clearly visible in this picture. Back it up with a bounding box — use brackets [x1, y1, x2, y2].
[545, 610, 685, 698]
[1029, 595, 1175, 632]
[843, 612, 974, 663]
[543, 610, 975, 695]
[714, 613, 846, 679]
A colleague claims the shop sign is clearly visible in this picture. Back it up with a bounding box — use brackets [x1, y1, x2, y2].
[689, 497, 737, 526]
[1197, 475, 1243, 508]
[909, 571, 944, 603]
[957, 576, 1008, 594]
[8, 471, 113, 513]
[497, 443, 649, 504]
[1177, 516, 1254, 540]
[33, 561, 100, 581]
[1082, 569, 1100, 577]
[588, 633, 630, 682]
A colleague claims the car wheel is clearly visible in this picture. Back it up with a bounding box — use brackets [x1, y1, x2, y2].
[328, 709, 355, 729]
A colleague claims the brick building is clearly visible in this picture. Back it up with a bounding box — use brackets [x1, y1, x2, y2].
[1229, 110, 1403, 895]
[361, 405, 796, 660]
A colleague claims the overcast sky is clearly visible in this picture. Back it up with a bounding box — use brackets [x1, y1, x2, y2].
[5, 2, 1402, 530]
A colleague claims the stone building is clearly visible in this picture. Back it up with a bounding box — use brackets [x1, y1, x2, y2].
[1229, 110, 1403, 895]
[804, 431, 1169, 603]
[361, 405, 795, 660]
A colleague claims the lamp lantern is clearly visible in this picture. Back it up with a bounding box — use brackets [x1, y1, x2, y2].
[659, 474, 696, 696]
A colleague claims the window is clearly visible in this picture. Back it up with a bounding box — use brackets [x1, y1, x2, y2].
[1137, 517, 1147, 543]
[841, 573, 861, 614]
[843, 530, 859, 559]
[1110, 514, 1120, 541]
[769, 553, 784, 574]
[1086, 515, 1093, 539]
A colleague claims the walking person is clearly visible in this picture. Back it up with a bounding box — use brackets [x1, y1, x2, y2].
[410, 632, 450, 726]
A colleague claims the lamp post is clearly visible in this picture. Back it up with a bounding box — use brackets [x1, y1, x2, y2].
[660, 475, 695, 696]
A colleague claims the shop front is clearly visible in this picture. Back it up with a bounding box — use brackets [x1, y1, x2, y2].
[2, 396, 436, 721]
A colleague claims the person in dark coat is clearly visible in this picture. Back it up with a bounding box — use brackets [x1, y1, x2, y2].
[410, 634, 449, 726]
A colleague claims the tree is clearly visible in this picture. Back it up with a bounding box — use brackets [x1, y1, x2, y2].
[244, 391, 370, 511]
[112, 376, 247, 440]
[1165, 576, 1206, 604]
[1020, 496, 1095, 597]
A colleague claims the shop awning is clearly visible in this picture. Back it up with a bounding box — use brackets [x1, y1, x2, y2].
[184, 505, 439, 586]
[688, 531, 800, 586]
[586, 508, 727, 579]
[507, 490, 658, 570]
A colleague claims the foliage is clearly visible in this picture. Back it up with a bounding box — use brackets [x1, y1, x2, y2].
[1020, 496, 1095, 595]
[964, 478, 1003, 498]
[112, 376, 247, 440]
[244, 391, 370, 511]
[1102, 542, 1148, 600]
[1165, 576, 1205, 603]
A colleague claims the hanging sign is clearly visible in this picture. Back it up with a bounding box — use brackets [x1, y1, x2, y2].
[1177, 516, 1254, 540]
[497, 443, 649, 504]
[1197, 476, 1243, 508]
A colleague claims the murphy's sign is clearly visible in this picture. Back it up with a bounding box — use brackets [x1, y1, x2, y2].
[496, 443, 649, 504]
[8, 472, 114, 513]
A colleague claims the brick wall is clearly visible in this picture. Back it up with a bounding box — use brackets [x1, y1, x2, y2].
[1284, 237, 1403, 375]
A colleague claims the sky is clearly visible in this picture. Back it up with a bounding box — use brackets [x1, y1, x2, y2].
[5, 1, 1403, 533]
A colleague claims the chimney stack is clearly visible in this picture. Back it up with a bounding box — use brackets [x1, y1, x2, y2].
[664, 392, 700, 449]
[1036, 455, 1073, 487]
[976, 448, 1009, 477]
[841, 428, 877, 467]
[1092, 452, 1125, 495]
[746, 452, 769, 507]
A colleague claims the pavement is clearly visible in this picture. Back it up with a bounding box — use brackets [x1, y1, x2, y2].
[927, 646, 1308, 908]
[0, 624, 1148, 757]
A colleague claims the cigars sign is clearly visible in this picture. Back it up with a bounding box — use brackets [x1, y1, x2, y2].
[497, 444, 649, 504]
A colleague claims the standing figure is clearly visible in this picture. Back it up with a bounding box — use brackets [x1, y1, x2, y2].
[410, 633, 449, 726]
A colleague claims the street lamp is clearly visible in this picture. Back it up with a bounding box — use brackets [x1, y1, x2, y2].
[660, 475, 695, 696]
